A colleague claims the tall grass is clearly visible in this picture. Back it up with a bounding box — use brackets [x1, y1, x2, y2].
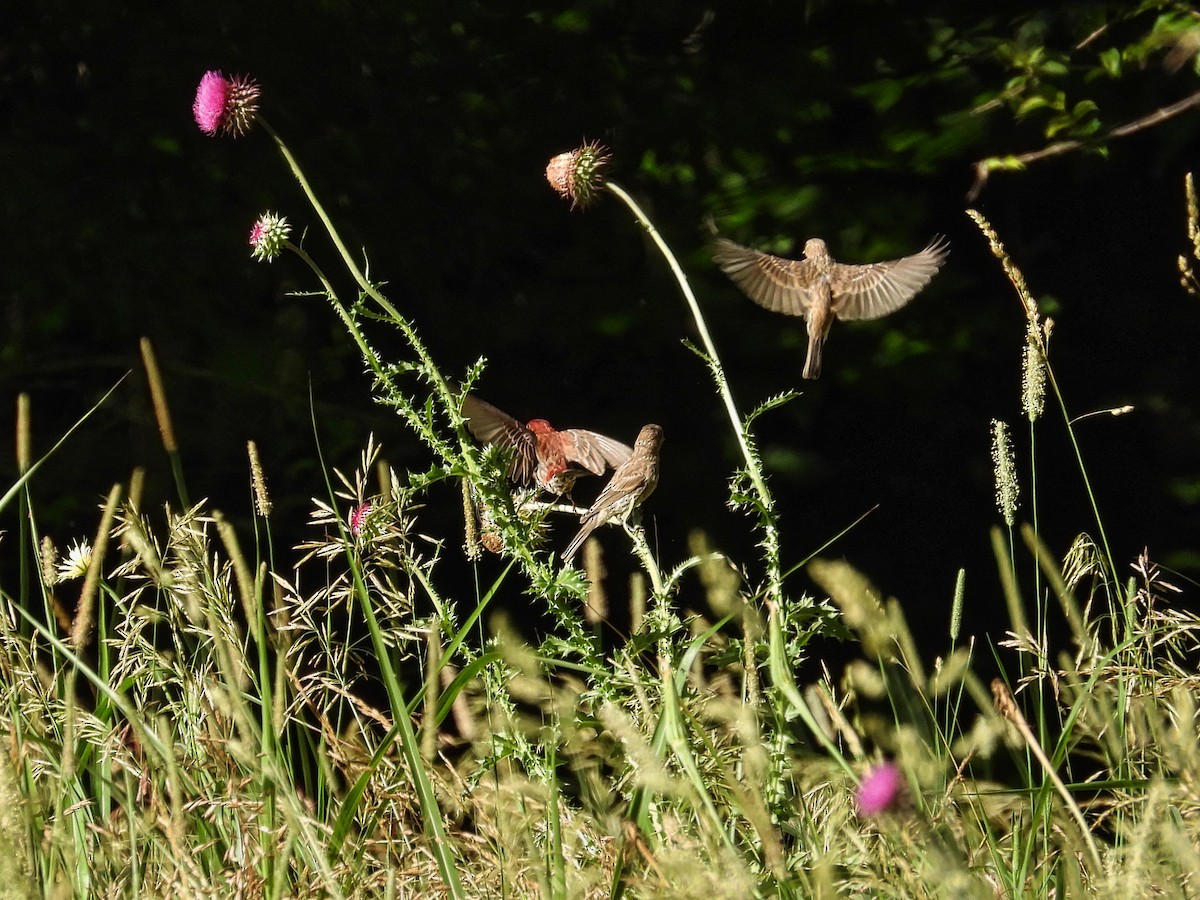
[2, 79, 1198, 897]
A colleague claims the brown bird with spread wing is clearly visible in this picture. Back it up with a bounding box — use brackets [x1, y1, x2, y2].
[713, 235, 949, 379]
[461, 393, 633, 496]
[563, 424, 663, 562]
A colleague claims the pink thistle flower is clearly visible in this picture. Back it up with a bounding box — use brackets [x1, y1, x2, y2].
[546, 140, 611, 209]
[855, 761, 902, 817]
[193, 70, 260, 137]
[249, 212, 291, 262]
[349, 501, 373, 537]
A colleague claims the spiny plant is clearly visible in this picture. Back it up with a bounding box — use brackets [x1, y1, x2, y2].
[1, 67, 1198, 900]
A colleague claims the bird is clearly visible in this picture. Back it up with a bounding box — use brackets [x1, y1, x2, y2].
[562, 424, 663, 561]
[460, 393, 633, 495]
[713, 235, 949, 379]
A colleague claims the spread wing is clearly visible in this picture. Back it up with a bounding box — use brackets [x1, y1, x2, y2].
[562, 429, 634, 476]
[460, 393, 536, 485]
[829, 236, 949, 321]
[712, 238, 819, 317]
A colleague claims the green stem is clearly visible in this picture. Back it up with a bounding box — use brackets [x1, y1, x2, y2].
[263, 121, 609, 690]
[629, 524, 665, 597]
[257, 117, 461, 430]
[604, 180, 782, 603]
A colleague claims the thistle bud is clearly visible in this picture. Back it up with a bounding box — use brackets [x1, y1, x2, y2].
[249, 212, 291, 262]
[545, 141, 611, 209]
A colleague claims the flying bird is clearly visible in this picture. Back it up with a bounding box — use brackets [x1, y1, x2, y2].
[563, 424, 663, 562]
[713, 235, 949, 379]
[461, 393, 633, 495]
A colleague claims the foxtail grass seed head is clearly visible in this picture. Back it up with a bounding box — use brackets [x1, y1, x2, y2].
[440, 664, 478, 743]
[40, 535, 58, 587]
[139, 337, 178, 454]
[375, 458, 392, 497]
[855, 761, 903, 817]
[127, 465, 145, 512]
[193, 70, 260, 137]
[546, 140, 611, 209]
[247, 440, 271, 517]
[1021, 319, 1046, 422]
[249, 212, 291, 262]
[583, 538, 608, 624]
[950, 568, 965, 642]
[991, 419, 1019, 527]
[629, 571, 646, 634]
[462, 479, 481, 559]
[16, 393, 30, 474]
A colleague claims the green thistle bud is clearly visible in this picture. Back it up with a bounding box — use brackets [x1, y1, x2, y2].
[249, 212, 291, 262]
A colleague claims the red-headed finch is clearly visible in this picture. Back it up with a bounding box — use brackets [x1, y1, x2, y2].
[563, 424, 663, 561]
[713, 235, 949, 379]
[461, 393, 633, 495]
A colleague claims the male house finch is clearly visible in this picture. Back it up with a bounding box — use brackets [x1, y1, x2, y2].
[713, 235, 949, 379]
[461, 393, 633, 495]
[563, 424, 663, 561]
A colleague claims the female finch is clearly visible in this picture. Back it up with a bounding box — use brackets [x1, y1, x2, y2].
[461, 393, 633, 495]
[713, 235, 948, 379]
[563, 424, 663, 561]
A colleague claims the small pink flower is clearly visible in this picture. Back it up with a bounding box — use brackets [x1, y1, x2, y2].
[855, 761, 902, 817]
[249, 212, 291, 262]
[193, 70, 260, 137]
[546, 140, 611, 209]
[349, 501, 373, 537]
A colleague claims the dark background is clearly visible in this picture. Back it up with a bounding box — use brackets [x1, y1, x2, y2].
[3, 2, 1198, 649]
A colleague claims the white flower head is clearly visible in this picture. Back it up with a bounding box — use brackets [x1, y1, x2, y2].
[56, 539, 93, 582]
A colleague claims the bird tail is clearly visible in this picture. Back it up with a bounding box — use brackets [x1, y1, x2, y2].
[803, 333, 824, 380]
[562, 522, 596, 562]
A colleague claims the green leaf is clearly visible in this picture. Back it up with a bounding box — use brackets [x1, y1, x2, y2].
[1099, 47, 1121, 77]
[745, 391, 800, 429]
[1016, 95, 1050, 118]
[1045, 115, 1073, 138]
[853, 78, 905, 113]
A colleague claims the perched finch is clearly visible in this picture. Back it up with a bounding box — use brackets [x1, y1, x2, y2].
[563, 424, 663, 562]
[461, 393, 633, 495]
[713, 235, 949, 379]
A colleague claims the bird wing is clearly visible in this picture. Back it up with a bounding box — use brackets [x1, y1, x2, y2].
[460, 393, 537, 485]
[712, 238, 819, 317]
[829, 236, 949, 321]
[562, 430, 634, 476]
